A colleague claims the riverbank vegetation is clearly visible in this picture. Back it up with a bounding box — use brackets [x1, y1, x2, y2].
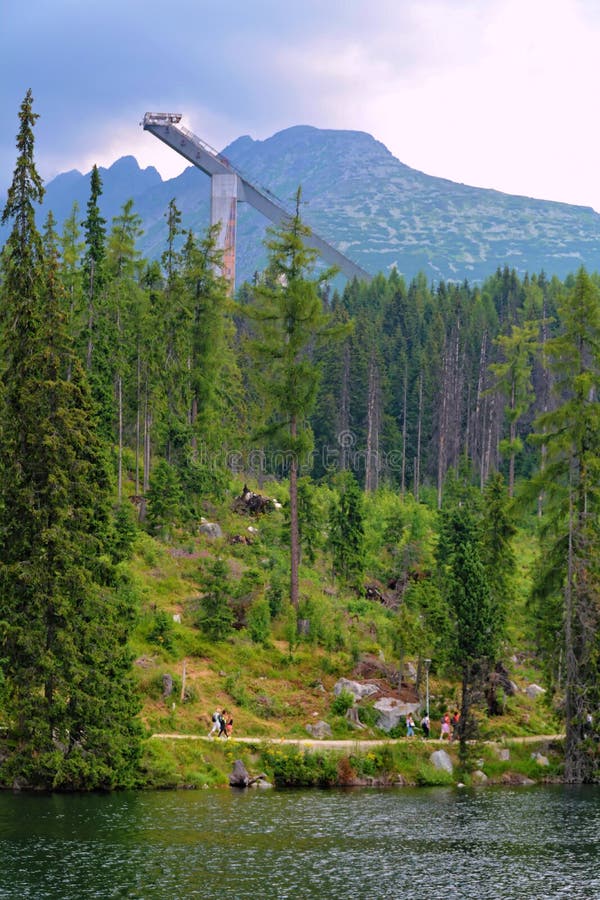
[1, 92, 599, 791]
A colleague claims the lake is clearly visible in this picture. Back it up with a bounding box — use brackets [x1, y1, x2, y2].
[1, 784, 599, 899]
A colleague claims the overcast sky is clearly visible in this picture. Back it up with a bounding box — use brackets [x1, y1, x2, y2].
[3, 0, 600, 211]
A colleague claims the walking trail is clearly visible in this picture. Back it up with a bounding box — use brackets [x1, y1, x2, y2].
[151, 733, 563, 749]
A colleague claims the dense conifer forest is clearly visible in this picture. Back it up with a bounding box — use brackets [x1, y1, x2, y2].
[1, 92, 599, 789]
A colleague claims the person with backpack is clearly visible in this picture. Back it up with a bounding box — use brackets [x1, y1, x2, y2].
[218, 709, 229, 739]
[208, 708, 221, 737]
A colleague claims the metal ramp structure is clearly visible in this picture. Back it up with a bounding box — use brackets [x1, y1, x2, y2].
[142, 112, 371, 291]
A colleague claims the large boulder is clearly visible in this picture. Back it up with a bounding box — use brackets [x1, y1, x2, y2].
[373, 697, 420, 732]
[525, 683, 545, 699]
[306, 720, 332, 739]
[333, 678, 379, 702]
[229, 759, 250, 787]
[199, 521, 223, 539]
[430, 749, 453, 774]
[531, 752, 550, 767]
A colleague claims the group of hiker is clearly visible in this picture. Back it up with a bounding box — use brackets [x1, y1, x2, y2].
[208, 708, 233, 739]
[206, 707, 460, 740]
[405, 710, 460, 739]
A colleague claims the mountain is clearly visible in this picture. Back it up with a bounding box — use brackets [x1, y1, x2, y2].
[4, 126, 600, 285]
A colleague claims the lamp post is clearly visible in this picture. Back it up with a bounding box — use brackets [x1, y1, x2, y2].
[424, 658, 431, 717]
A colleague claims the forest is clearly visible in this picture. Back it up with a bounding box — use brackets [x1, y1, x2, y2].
[0, 91, 599, 790]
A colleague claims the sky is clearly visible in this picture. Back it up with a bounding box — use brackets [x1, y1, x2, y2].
[3, 0, 600, 211]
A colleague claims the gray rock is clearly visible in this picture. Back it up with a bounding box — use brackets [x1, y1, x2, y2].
[472, 770, 488, 784]
[374, 697, 420, 732]
[306, 720, 332, 739]
[253, 778, 274, 789]
[162, 673, 173, 698]
[229, 759, 250, 787]
[525, 683, 546, 699]
[531, 752, 550, 766]
[404, 661, 417, 680]
[333, 678, 379, 701]
[430, 749, 453, 774]
[199, 522, 223, 539]
[496, 747, 510, 761]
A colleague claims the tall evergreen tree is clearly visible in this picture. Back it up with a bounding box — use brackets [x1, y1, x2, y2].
[328, 471, 366, 588]
[0, 92, 141, 790]
[243, 189, 346, 607]
[437, 500, 496, 762]
[530, 267, 600, 782]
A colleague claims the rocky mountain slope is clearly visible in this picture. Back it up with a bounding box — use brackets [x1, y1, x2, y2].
[5, 125, 600, 286]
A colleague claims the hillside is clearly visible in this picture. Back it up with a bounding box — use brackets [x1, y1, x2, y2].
[130, 480, 557, 751]
[4, 126, 600, 286]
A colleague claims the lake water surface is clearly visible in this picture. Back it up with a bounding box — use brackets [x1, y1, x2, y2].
[1, 784, 599, 899]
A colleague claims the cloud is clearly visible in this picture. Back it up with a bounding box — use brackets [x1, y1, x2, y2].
[2, 0, 600, 211]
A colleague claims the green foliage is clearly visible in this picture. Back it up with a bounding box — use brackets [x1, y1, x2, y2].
[329, 471, 365, 588]
[148, 610, 175, 653]
[196, 559, 235, 640]
[246, 596, 272, 645]
[331, 689, 355, 716]
[146, 459, 184, 534]
[260, 745, 339, 787]
[0, 93, 141, 791]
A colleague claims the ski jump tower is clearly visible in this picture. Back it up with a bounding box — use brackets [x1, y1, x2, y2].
[142, 113, 371, 292]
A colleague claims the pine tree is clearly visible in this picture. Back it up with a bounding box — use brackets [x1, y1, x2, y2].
[437, 501, 496, 762]
[82, 165, 114, 440]
[530, 267, 600, 782]
[243, 188, 346, 607]
[0, 92, 141, 790]
[328, 472, 365, 588]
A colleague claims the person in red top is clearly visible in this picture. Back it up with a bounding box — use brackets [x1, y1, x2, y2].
[440, 712, 451, 740]
[451, 710, 460, 741]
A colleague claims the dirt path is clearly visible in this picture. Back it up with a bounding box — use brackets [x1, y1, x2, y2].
[151, 733, 564, 749]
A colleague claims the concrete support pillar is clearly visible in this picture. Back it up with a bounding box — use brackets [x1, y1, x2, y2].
[210, 173, 238, 294]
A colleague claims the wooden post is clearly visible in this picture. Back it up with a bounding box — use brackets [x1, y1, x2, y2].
[180, 658, 187, 702]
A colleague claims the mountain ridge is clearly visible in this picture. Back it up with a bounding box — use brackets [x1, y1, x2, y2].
[3, 125, 600, 285]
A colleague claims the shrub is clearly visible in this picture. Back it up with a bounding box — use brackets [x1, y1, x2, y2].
[148, 610, 175, 653]
[247, 596, 272, 645]
[331, 689, 355, 716]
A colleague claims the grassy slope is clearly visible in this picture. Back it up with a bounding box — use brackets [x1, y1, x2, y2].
[128, 485, 562, 787]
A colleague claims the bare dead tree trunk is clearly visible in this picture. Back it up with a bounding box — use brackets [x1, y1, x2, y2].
[474, 332, 488, 489]
[401, 359, 408, 497]
[414, 371, 423, 502]
[437, 343, 450, 509]
[339, 341, 351, 470]
[365, 351, 381, 493]
[290, 415, 300, 609]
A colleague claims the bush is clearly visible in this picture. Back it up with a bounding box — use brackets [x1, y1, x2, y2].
[148, 610, 175, 653]
[247, 596, 272, 645]
[331, 689, 355, 716]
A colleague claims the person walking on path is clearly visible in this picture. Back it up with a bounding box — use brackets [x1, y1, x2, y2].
[421, 713, 430, 739]
[451, 710, 460, 741]
[406, 713, 415, 737]
[218, 710, 229, 739]
[208, 708, 222, 737]
[440, 712, 451, 740]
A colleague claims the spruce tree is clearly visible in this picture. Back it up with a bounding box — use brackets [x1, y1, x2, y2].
[328, 471, 366, 588]
[0, 91, 141, 790]
[437, 501, 496, 762]
[243, 189, 346, 607]
[530, 267, 600, 782]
